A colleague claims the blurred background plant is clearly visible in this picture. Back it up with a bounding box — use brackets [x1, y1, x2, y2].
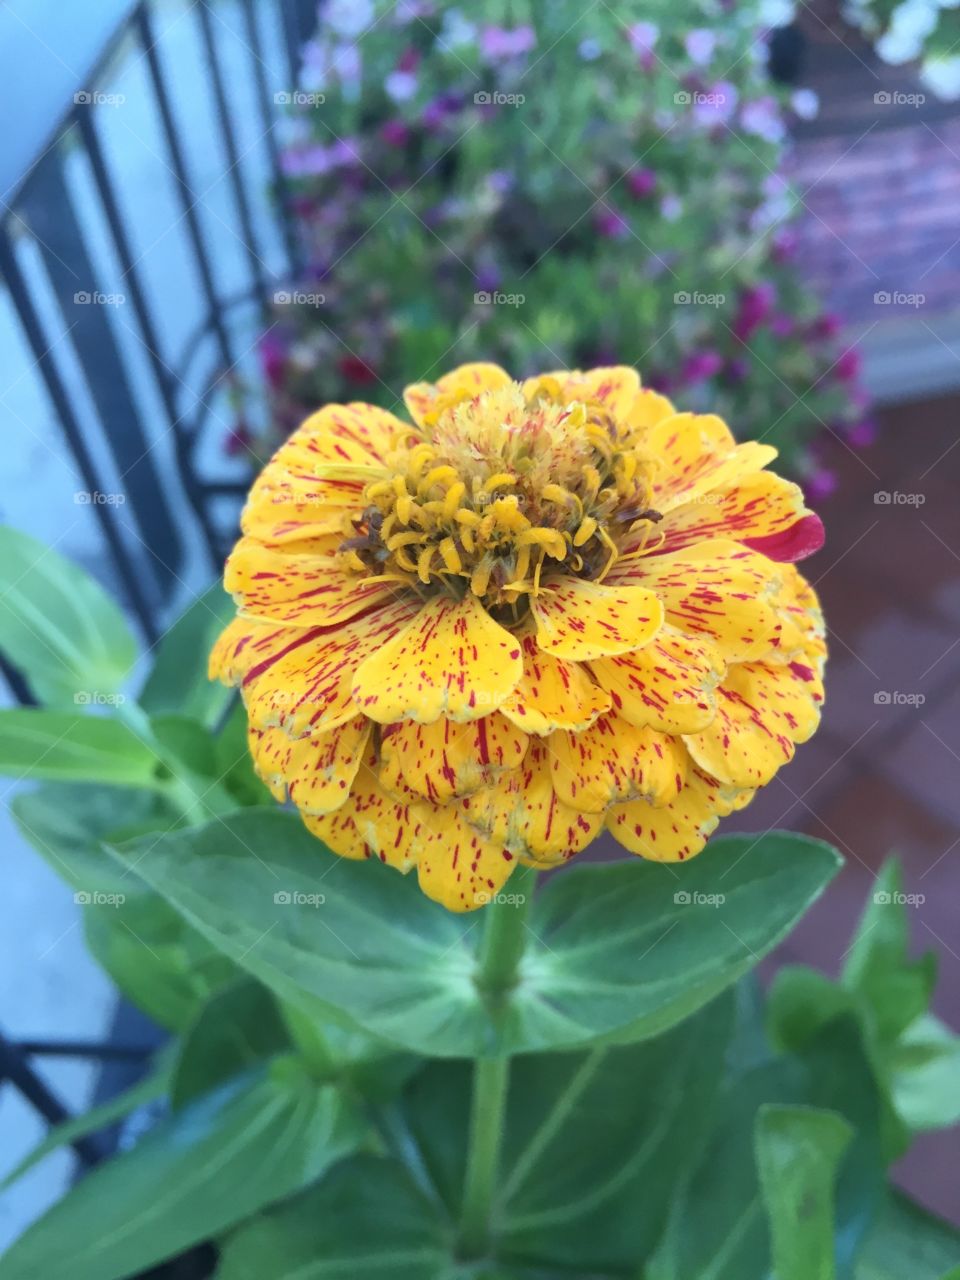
[232, 0, 871, 483]
[844, 0, 960, 100]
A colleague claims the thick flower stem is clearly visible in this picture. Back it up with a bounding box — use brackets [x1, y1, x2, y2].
[458, 865, 537, 1260]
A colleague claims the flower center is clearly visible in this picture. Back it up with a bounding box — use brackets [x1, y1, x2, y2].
[340, 384, 662, 613]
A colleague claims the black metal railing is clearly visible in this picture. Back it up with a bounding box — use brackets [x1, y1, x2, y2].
[0, 0, 314, 1234]
[0, 0, 314, 640]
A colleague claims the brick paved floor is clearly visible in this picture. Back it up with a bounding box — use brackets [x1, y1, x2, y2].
[785, 9, 960, 400]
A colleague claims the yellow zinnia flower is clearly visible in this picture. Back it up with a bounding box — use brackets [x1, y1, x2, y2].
[211, 363, 826, 912]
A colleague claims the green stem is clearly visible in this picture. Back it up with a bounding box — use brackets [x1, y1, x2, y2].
[458, 865, 537, 1259]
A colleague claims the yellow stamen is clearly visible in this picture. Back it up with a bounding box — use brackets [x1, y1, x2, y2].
[439, 536, 462, 573]
[471, 560, 492, 597]
[573, 517, 598, 547]
[443, 482, 467, 518]
[483, 472, 516, 493]
[417, 544, 435, 585]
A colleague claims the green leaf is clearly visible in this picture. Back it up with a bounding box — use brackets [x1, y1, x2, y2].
[0, 526, 137, 707]
[842, 859, 936, 1043]
[856, 1193, 960, 1279]
[110, 815, 841, 1057]
[405, 996, 732, 1274]
[149, 713, 220, 779]
[768, 966, 856, 1052]
[214, 701, 272, 807]
[83, 892, 239, 1032]
[1, 1054, 172, 1189]
[0, 1062, 364, 1280]
[172, 978, 290, 1108]
[12, 783, 178, 897]
[756, 1105, 853, 1280]
[214, 1155, 454, 1280]
[0, 710, 159, 786]
[648, 1017, 884, 1280]
[139, 585, 236, 726]
[888, 1014, 960, 1132]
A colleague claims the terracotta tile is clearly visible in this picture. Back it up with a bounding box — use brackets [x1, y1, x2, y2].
[814, 610, 956, 744]
[885, 685, 960, 828]
[801, 769, 958, 890]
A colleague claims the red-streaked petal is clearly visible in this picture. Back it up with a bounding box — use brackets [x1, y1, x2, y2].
[682, 658, 824, 789]
[500, 632, 611, 735]
[225, 539, 402, 628]
[352, 593, 523, 724]
[240, 597, 419, 735]
[589, 625, 725, 734]
[532, 579, 663, 661]
[460, 740, 603, 865]
[380, 712, 528, 802]
[547, 714, 687, 813]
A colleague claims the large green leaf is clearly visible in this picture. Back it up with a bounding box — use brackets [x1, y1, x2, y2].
[405, 996, 732, 1274]
[647, 1017, 884, 1280]
[856, 1193, 960, 1279]
[214, 1155, 455, 1280]
[756, 1105, 853, 1280]
[111, 813, 840, 1057]
[0, 710, 159, 786]
[172, 978, 290, 1108]
[0, 1062, 364, 1280]
[138, 584, 236, 726]
[0, 526, 137, 707]
[215, 1155, 578, 1280]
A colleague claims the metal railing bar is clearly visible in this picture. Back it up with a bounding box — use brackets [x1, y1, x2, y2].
[0, 1032, 106, 1168]
[0, 229, 159, 642]
[239, 0, 301, 277]
[16, 1040, 155, 1061]
[18, 153, 185, 592]
[74, 109, 180, 434]
[195, 1, 269, 310]
[134, 4, 235, 373]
